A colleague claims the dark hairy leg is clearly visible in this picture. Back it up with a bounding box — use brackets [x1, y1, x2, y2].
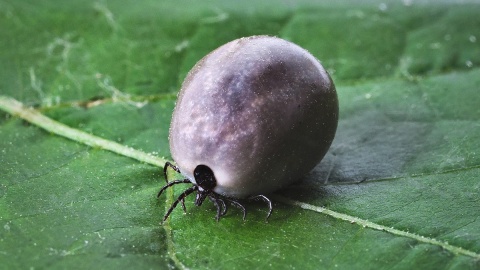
[162, 186, 198, 223]
[162, 162, 188, 212]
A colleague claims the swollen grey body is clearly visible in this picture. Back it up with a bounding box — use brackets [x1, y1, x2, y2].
[169, 36, 338, 198]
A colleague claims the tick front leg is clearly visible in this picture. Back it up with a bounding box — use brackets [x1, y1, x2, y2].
[162, 162, 187, 212]
[163, 161, 181, 183]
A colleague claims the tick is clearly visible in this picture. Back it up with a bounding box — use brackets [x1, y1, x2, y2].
[158, 35, 338, 222]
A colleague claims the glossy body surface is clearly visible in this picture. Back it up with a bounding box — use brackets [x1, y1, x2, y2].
[169, 36, 338, 199]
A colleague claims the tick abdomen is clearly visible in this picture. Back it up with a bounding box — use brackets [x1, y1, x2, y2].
[169, 36, 338, 198]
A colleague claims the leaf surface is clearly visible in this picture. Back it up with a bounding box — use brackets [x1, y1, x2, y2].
[1, 1, 479, 269]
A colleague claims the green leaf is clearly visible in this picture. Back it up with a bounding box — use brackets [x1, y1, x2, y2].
[1, 1, 479, 269]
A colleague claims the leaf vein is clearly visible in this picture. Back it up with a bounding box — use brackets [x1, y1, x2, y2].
[272, 195, 480, 260]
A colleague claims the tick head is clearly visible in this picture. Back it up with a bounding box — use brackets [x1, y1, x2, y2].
[193, 165, 217, 206]
[193, 164, 217, 191]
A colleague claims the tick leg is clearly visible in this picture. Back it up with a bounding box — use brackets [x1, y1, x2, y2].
[225, 199, 247, 221]
[162, 186, 197, 223]
[248, 195, 273, 222]
[210, 194, 228, 217]
[163, 162, 187, 210]
[209, 196, 225, 221]
[157, 179, 191, 198]
[163, 161, 181, 183]
[180, 199, 187, 213]
[218, 198, 227, 217]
